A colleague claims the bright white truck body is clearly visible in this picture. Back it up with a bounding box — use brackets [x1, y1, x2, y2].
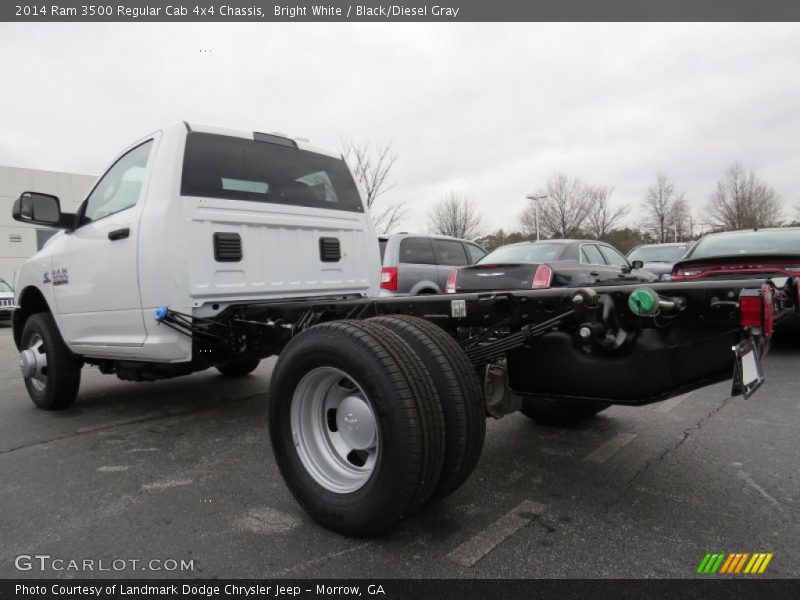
[14, 122, 381, 363]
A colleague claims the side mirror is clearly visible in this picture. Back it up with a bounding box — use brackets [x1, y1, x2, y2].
[631, 260, 644, 270]
[12, 192, 71, 229]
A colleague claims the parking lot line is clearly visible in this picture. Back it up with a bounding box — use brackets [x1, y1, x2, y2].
[583, 433, 637, 464]
[447, 500, 545, 568]
[652, 392, 692, 413]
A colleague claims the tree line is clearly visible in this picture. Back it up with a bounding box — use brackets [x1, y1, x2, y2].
[344, 139, 793, 254]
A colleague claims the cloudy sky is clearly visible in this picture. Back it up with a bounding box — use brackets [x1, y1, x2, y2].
[1, 22, 799, 233]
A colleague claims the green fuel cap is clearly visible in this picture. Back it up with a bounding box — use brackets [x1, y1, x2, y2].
[628, 287, 659, 316]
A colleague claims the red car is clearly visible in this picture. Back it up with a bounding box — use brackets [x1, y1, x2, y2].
[672, 228, 800, 324]
[672, 227, 800, 282]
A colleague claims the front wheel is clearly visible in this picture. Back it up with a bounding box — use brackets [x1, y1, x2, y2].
[520, 396, 609, 426]
[19, 313, 82, 410]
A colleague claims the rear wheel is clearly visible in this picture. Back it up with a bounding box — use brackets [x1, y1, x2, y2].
[19, 313, 82, 410]
[269, 320, 445, 537]
[368, 315, 485, 502]
[520, 396, 609, 426]
[216, 357, 260, 377]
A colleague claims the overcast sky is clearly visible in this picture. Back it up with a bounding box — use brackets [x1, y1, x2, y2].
[1, 22, 799, 233]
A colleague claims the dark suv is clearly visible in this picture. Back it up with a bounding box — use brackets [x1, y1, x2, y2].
[378, 233, 486, 296]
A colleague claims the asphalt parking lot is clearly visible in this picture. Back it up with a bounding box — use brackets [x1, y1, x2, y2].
[1, 320, 798, 579]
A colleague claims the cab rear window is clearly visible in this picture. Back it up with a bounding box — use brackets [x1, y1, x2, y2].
[181, 132, 364, 212]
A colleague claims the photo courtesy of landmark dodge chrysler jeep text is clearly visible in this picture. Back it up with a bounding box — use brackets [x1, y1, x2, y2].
[10, 122, 799, 536]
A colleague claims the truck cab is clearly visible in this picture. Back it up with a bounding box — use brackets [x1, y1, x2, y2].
[12, 122, 381, 407]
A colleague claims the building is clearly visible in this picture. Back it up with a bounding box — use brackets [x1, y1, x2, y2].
[0, 166, 96, 285]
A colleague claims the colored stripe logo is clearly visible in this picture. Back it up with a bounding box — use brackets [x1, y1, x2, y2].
[696, 552, 773, 574]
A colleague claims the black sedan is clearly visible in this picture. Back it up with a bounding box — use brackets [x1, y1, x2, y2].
[627, 242, 692, 281]
[446, 239, 656, 293]
[672, 227, 800, 282]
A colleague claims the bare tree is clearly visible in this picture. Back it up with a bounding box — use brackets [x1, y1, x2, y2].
[427, 192, 486, 240]
[585, 185, 628, 239]
[669, 196, 694, 240]
[642, 174, 685, 243]
[704, 162, 783, 230]
[342, 140, 405, 234]
[519, 173, 594, 239]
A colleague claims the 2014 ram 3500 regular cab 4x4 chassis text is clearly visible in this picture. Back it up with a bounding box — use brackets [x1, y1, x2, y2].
[10, 122, 799, 536]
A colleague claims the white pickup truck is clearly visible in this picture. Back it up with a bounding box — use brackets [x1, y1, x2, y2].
[13, 121, 381, 405]
[11, 122, 789, 536]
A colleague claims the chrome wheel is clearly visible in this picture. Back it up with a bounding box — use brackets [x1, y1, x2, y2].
[20, 333, 48, 392]
[290, 367, 379, 493]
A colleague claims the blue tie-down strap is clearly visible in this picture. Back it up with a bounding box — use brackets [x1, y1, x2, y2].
[154, 305, 170, 322]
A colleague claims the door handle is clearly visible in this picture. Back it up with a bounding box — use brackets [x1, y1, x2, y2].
[108, 228, 130, 241]
[589, 271, 599, 276]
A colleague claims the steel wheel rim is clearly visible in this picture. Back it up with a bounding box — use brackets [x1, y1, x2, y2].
[290, 367, 379, 493]
[22, 333, 48, 392]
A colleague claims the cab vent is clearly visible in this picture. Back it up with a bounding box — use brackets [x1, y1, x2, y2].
[213, 232, 242, 262]
[319, 237, 341, 262]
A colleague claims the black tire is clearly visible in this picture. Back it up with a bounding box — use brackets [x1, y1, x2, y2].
[269, 320, 445, 537]
[20, 312, 82, 410]
[368, 315, 485, 502]
[216, 357, 261, 377]
[520, 396, 610, 426]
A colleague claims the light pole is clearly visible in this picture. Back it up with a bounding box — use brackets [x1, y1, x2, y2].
[525, 194, 548, 241]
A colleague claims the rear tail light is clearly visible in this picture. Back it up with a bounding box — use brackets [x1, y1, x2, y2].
[672, 268, 702, 281]
[739, 284, 775, 339]
[446, 268, 458, 294]
[380, 267, 398, 291]
[532, 264, 552, 289]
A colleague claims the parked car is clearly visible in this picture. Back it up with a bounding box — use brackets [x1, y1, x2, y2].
[0, 277, 14, 321]
[447, 239, 656, 293]
[379, 233, 486, 295]
[627, 242, 692, 281]
[672, 228, 800, 282]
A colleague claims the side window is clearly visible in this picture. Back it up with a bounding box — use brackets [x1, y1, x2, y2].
[466, 243, 487, 264]
[581, 244, 607, 266]
[83, 141, 153, 224]
[599, 245, 629, 268]
[433, 239, 469, 266]
[398, 237, 436, 265]
[379, 239, 387, 262]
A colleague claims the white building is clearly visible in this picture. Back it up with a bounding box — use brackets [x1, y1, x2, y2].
[0, 166, 96, 285]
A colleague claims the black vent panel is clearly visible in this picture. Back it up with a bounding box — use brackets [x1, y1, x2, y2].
[213, 232, 242, 262]
[319, 237, 341, 262]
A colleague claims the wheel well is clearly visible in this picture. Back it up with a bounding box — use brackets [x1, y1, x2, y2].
[13, 286, 51, 350]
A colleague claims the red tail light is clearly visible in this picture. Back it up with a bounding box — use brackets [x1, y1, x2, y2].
[380, 267, 398, 291]
[739, 294, 761, 329]
[532, 264, 552, 289]
[671, 268, 703, 281]
[446, 268, 458, 294]
[739, 284, 775, 339]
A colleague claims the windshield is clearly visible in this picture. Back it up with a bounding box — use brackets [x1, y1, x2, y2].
[690, 229, 800, 259]
[0, 280, 12, 293]
[628, 245, 689, 263]
[478, 243, 564, 264]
